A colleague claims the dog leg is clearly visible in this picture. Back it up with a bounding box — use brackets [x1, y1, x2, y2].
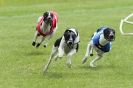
[52, 47, 58, 61]
[66, 49, 76, 68]
[43, 37, 50, 48]
[43, 36, 51, 48]
[32, 31, 38, 46]
[90, 45, 93, 56]
[36, 36, 45, 48]
[82, 43, 93, 64]
[90, 54, 102, 67]
[54, 50, 59, 61]
[66, 55, 72, 68]
[43, 46, 58, 73]
[44, 29, 56, 48]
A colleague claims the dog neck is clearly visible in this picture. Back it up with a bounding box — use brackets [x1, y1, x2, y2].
[41, 21, 51, 33]
[99, 34, 109, 46]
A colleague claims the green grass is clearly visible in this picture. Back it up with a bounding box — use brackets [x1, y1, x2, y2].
[1, 0, 133, 88]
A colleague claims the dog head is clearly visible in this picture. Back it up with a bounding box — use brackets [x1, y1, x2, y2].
[43, 11, 53, 25]
[103, 28, 115, 41]
[64, 28, 78, 48]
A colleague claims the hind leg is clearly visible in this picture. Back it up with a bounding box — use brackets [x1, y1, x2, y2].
[43, 35, 51, 48]
[44, 28, 57, 47]
[43, 46, 58, 72]
[90, 53, 103, 67]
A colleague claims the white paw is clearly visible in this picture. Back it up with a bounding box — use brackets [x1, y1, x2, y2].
[90, 62, 96, 67]
[66, 60, 71, 68]
[43, 65, 48, 73]
[58, 53, 63, 58]
[54, 56, 58, 61]
[82, 56, 88, 64]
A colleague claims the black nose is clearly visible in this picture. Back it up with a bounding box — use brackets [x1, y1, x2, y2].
[68, 42, 72, 45]
[109, 35, 114, 39]
[48, 17, 52, 20]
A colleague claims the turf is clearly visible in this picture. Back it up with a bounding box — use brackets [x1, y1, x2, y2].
[1, 0, 133, 88]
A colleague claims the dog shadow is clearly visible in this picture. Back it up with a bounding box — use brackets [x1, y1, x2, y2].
[26, 51, 44, 56]
[42, 64, 117, 79]
[78, 65, 99, 71]
[43, 72, 63, 79]
[79, 64, 116, 71]
[42, 66, 97, 79]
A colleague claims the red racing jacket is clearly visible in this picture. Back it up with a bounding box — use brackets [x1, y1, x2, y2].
[36, 11, 58, 36]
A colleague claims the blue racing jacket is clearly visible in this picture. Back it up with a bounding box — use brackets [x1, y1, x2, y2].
[92, 27, 111, 52]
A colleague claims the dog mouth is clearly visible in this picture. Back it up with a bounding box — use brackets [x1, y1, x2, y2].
[107, 35, 115, 41]
[67, 41, 74, 48]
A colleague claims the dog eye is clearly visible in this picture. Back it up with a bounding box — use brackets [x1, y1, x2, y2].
[72, 35, 76, 40]
[64, 34, 70, 40]
[67, 35, 70, 39]
[45, 15, 48, 17]
[43, 12, 49, 18]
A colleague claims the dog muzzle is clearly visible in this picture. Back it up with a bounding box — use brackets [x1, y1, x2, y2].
[108, 35, 115, 41]
[67, 41, 74, 48]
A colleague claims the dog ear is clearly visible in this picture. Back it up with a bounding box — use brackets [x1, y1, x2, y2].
[112, 29, 116, 40]
[75, 30, 78, 36]
[112, 29, 115, 35]
[64, 29, 69, 37]
[64, 28, 71, 34]
[103, 28, 110, 39]
[43, 12, 49, 18]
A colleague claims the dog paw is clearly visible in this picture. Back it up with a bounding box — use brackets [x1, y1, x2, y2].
[90, 54, 93, 56]
[67, 64, 71, 68]
[43, 65, 48, 73]
[66, 62, 71, 68]
[90, 62, 96, 67]
[36, 43, 40, 48]
[43, 44, 47, 48]
[58, 54, 63, 58]
[32, 42, 36, 46]
[54, 56, 58, 61]
[82, 57, 88, 64]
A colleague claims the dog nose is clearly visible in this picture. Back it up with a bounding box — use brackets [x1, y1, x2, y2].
[109, 35, 114, 39]
[48, 17, 52, 20]
[109, 35, 115, 41]
[68, 42, 72, 45]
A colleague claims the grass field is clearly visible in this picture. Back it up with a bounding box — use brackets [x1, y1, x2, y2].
[1, 0, 133, 88]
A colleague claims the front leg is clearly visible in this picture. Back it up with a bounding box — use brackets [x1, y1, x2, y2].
[43, 46, 58, 73]
[44, 28, 57, 47]
[32, 31, 38, 46]
[82, 42, 93, 64]
[36, 36, 45, 48]
[66, 49, 76, 68]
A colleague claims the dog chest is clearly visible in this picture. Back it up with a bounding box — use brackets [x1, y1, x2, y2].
[41, 22, 51, 33]
[63, 44, 72, 54]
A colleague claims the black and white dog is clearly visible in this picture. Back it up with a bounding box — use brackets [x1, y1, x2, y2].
[44, 28, 80, 72]
[82, 27, 115, 67]
[32, 11, 58, 48]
